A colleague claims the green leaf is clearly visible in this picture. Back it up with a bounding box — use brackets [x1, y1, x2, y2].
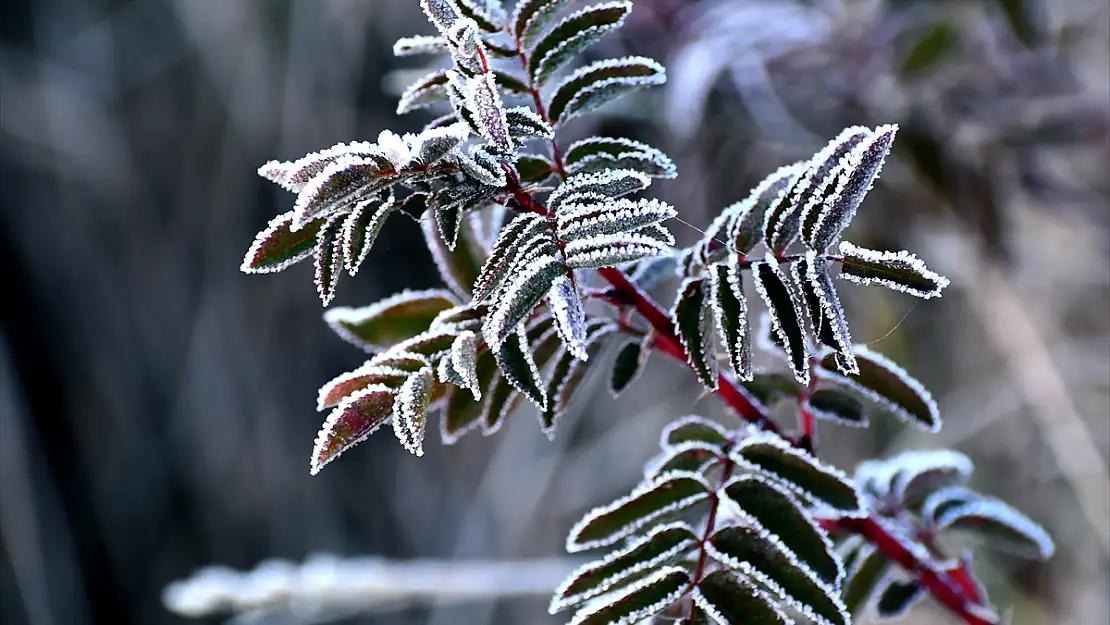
[516, 154, 555, 182]
[644, 441, 723, 479]
[392, 366, 433, 456]
[723, 162, 806, 257]
[873, 577, 926, 621]
[565, 137, 676, 180]
[843, 545, 888, 617]
[540, 320, 616, 436]
[241, 211, 327, 274]
[723, 475, 840, 587]
[752, 255, 810, 384]
[808, 125, 897, 252]
[794, 127, 871, 248]
[440, 349, 498, 443]
[564, 233, 669, 268]
[732, 433, 862, 514]
[609, 338, 647, 397]
[808, 388, 867, 427]
[759, 161, 809, 254]
[529, 2, 632, 86]
[710, 261, 752, 382]
[505, 106, 555, 141]
[472, 213, 547, 303]
[483, 254, 565, 349]
[567, 470, 712, 551]
[817, 345, 940, 432]
[397, 69, 450, 114]
[313, 216, 346, 306]
[547, 56, 666, 125]
[660, 415, 729, 448]
[837, 241, 950, 299]
[707, 526, 848, 625]
[691, 571, 788, 625]
[456, 0, 505, 32]
[741, 372, 799, 407]
[568, 566, 689, 625]
[422, 206, 489, 300]
[311, 385, 396, 475]
[671, 277, 718, 390]
[324, 289, 458, 352]
[512, 0, 574, 50]
[901, 22, 958, 75]
[794, 253, 856, 373]
[493, 324, 548, 410]
[934, 495, 1055, 559]
[341, 196, 395, 276]
[889, 449, 973, 511]
[552, 522, 698, 612]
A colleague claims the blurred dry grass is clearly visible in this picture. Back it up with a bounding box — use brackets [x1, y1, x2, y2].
[1, 1, 1107, 624]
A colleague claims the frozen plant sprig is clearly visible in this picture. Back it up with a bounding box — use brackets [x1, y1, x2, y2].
[221, 1, 1055, 624]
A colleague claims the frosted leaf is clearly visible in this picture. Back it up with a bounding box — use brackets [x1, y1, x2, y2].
[565, 136, 675, 180]
[691, 571, 788, 625]
[608, 337, 648, 397]
[872, 576, 926, 621]
[323, 289, 457, 352]
[367, 350, 430, 374]
[313, 217, 345, 306]
[757, 160, 810, 254]
[455, 0, 505, 31]
[513, 0, 574, 50]
[483, 254, 564, 350]
[709, 261, 753, 382]
[490, 70, 532, 95]
[843, 544, 888, 616]
[809, 125, 898, 252]
[240, 211, 327, 274]
[375, 130, 413, 168]
[888, 449, 973, 510]
[706, 525, 849, 625]
[463, 73, 514, 153]
[720, 162, 804, 257]
[795, 127, 871, 247]
[643, 440, 723, 479]
[837, 241, 950, 299]
[732, 431, 863, 514]
[539, 320, 616, 436]
[795, 252, 856, 373]
[815, 345, 940, 432]
[454, 145, 508, 187]
[547, 168, 652, 212]
[317, 364, 410, 411]
[264, 141, 384, 193]
[310, 385, 395, 475]
[934, 496, 1054, 559]
[445, 17, 484, 73]
[722, 475, 841, 587]
[635, 223, 675, 247]
[529, 1, 633, 86]
[564, 233, 668, 269]
[440, 349, 497, 443]
[392, 366, 433, 456]
[421, 208, 488, 300]
[504, 106, 555, 140]
[391, 330, 457, 360]
[292, 155, 389, 231]
[671, 277, 717, 390]
[547, 56, 666, 125]
[515, 154, 555, 182]
[397, 70, 450, 115]
[627, 251, 678, 290]
[568, 566, 689, 625]
[393, 34, 448, 57]
[491, 323, 547, 410]
[660, 415, 730, 449]
[447, 330, 482, 399]
[567, 470, 712, 552]
[472, 213, 547, 303]
[741, 372, 798, 408]
[548, 274, 588, 360]
[557, 197, 676, 242]
[341, 195, 395, 276]
[437, 352, 467, 387]
[807, 388, 868, 427]
[420, 0, 462, 34]
[552, 522, 698, 613]
[751, 254, 810, 384]
[412, 122, 470, 167]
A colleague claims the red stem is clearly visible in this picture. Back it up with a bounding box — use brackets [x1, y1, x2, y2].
[499, 24, 991, 624]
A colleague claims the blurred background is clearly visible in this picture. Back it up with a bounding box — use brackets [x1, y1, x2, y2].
[1, 0, 1107, 624]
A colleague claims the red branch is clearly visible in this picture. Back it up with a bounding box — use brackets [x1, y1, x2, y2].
[499, 22, 991, 623]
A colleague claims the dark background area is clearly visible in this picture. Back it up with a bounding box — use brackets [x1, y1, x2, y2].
[1, 1, 1107, 624]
